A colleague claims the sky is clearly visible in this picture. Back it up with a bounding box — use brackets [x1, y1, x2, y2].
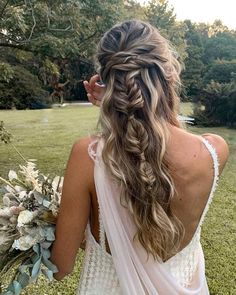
[138, 0, 236, 29]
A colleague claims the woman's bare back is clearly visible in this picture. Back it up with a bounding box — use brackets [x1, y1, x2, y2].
[89, 127, 229, 255]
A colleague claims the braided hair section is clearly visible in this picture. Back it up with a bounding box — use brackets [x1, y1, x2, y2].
[96, 20, 184, 261]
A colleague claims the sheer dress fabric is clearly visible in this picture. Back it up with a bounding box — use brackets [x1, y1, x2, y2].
[76, 137, 219, 295]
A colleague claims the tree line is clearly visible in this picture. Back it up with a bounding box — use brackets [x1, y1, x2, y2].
[0, 0, 235, 126]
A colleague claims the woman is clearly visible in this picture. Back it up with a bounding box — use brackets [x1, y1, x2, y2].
[50, 20, 229, 294]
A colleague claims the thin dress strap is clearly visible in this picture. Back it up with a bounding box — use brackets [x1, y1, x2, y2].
[87, 137, 106, 251]
[197, 136, 220, 228]
[88, 138, 99, 162]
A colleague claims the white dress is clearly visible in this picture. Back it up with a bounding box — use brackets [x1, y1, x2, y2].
[76, 137, 219, 295]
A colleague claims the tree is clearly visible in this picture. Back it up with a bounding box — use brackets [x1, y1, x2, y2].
[202, 30, 236, 64]
[0, 65, 49, 109]
[122, 0, 146, 20]
[208, 19, 230, 37]
[0, 0, 124, 107]
[181, 20, 204, 100]
[145, 0, 187, 60]
[0, 0, 123, 59]
[194, 79, 236, 127]
[192, 21, 236, 126]
[203, 59, 236, 85]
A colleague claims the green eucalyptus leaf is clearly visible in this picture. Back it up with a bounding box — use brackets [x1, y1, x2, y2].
[31, 255, 42, 280]
[17, 272, 30, 289]
[41, 268, 54, 281]
[44, 227, 55, 241]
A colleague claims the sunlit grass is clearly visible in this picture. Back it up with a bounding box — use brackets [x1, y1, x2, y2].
[0, 104, 235, 294]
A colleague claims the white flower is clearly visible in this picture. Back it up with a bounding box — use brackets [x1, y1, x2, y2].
[19, 162, 39, 179]
[12, 235, 36, 251]
[2, 193, 19, 207]
[17, 210, 38, 227]
[0, 207, 14, 218]
[8, 170, 18, 181]
[14, 185, 25, 192]
[18, 191, 27, 200]
[0, 206, 23, 219]
[19, 162, 40, 190]
[12, 226, 45, 251]
[5, 185, 15, 193]
[21, 225, 44, 237]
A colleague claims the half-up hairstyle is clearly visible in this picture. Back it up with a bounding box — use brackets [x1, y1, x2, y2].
[96, 20, 184, 261]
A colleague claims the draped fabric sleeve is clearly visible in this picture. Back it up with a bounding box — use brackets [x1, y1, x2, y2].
[94, 138, 210, 295]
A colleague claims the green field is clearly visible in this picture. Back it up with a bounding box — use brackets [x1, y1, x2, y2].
[0, 104, 235, 295]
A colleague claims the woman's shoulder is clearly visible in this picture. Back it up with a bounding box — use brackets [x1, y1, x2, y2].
[201, 132, 228, 149]
[68, 136, 97, 173]
[201, 133, 229, 174]
[72, 135, 100, 154]
[67, 136, 100, 192]
[70, 135, 103, 167]
[169, 128, 229, 176]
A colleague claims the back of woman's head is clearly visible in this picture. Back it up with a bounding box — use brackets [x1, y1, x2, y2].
[96, 20, 184, 261]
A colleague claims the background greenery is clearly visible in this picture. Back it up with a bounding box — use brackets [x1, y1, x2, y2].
[0, 0, 235, 126]
[0, 0, 235, 294]
[0, 104, 235, 294]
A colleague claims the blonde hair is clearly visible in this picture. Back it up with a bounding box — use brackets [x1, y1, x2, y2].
[96, 20, 184, 261]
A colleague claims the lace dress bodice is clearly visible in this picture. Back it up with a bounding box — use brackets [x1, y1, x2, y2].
[76, 137, 219, 295]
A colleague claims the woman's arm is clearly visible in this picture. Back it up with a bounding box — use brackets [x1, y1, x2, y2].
[50, 137, 93, 281]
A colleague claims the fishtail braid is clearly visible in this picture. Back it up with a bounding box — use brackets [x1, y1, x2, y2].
[97, 20, 184, 261]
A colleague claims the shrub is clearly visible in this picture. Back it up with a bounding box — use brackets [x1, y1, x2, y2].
[0, 65, 50, 110]
[194, 80, 236, 127]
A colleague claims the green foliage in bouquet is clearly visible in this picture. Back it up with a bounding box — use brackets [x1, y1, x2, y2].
[0, 121, 12, 144]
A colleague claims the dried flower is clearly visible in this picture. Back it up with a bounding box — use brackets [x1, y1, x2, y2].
[12, 235, 38, 251]
[8, 170, 17, 181]
[17, 210, 39, 227]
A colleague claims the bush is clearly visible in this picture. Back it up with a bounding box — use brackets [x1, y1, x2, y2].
[0, 65, 50, 110]
[0, 62, 14, 83]
[194, 80, 236, 127]
[203, 59, 236, 84]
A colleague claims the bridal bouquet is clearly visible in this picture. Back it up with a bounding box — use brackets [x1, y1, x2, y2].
[0, 162, 63, 294]
[0, 121, 63, 294]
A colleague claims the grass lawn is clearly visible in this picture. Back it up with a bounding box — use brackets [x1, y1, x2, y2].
[0, 103, 235, 295]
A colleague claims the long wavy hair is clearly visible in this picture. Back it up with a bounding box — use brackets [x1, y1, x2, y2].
[96, 20, 184, 261]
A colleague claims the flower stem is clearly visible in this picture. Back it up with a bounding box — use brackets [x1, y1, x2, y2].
[10, 143, 28, 163]
[0, 177, 16, 191]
